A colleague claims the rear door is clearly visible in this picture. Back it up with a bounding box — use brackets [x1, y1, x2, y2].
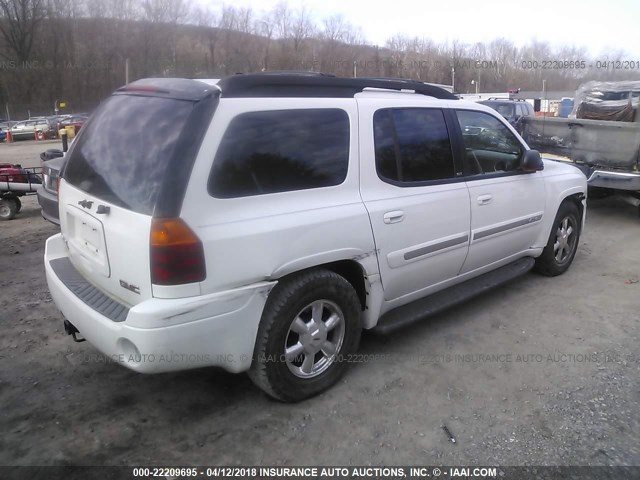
[454, 108, 545, 274]
[11, 121, 26, 138]
[59, 93, 200, 306]
[358, 99, 471, 302]
[24, 121, 36, 137]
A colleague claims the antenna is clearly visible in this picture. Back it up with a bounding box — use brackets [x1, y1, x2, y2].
[542, 79, 547, 144]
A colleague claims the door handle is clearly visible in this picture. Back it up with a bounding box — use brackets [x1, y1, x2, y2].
[477, 194, 493, 205]
[383, 210, 404, 224]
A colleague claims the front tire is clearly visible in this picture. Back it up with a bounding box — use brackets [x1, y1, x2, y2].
[534, 201, 581, 276]
[248, 269, 362, 402]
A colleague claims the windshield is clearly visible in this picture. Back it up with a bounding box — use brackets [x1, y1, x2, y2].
[481, 102, 515, 118]
[63, 95, 194, 215]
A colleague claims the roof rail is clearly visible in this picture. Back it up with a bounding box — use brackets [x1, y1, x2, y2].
[216, 73, 458, 99]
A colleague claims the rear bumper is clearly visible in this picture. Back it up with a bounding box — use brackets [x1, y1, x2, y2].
[45, 233, 276, 374]
[587, 170, 640, 191]
[37, 186, 60, 225]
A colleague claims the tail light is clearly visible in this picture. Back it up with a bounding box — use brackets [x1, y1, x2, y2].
[150, 218, 206, 285]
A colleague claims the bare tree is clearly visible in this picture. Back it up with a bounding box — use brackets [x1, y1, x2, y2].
[322, 14, 346, 42]
[255, 11, 275, 70]
[0, 0, 46, 61]
[141, 0, 187, 24]
[193, 6, 219, 74]
[290, 5, 313, 53]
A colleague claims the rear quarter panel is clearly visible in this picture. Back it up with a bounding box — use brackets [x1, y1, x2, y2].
[181, 98, 378, 295]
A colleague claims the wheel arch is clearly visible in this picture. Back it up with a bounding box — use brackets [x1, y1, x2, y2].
[535, 186, 586, 249]
[271, 257, 370, 311]
[558, 191, 586, 233]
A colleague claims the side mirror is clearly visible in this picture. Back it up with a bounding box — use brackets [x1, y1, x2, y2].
[521, 149, 544, 172]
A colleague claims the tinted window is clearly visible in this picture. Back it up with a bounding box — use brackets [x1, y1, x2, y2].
[64, 95, 194, 214]
[373, 108, 455, 183]
[209, 109, 349, 198]
[480, 101, 515, 119]
[456, 110, 523, 175]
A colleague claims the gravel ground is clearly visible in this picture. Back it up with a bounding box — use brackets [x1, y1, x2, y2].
[0, 139, 61, 169]
[0, 194, 639, 467]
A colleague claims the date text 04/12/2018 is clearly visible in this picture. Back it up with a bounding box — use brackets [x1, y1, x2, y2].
[521, 60, 640, 69]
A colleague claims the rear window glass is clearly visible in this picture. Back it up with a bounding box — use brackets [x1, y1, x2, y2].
[64, 95, 194, 214]
[208, 109, 349, 198]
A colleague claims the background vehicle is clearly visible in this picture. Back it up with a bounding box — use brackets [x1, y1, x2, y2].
[45, 74, 586, 402]
[9, 118, 57, 140]
[478, 98, 534, 130]
[0, 121, 16, 141]
[520, 80, 640, 206]
[0, 163, 42, 220]
[59, 115, 88, 134]
[37, 149, 65, 225]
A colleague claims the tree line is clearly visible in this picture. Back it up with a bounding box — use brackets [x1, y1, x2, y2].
[0, 0, 637, 119]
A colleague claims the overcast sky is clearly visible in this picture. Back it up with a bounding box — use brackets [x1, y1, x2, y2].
[203, 0, 640, 58]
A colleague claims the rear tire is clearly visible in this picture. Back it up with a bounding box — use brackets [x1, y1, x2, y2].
[0, 198, 18, 221]
[534, 201, 581, 276]
[248, 269, 362, 402]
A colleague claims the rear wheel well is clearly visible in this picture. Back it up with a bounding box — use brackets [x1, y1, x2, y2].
[277, 260, 368, 311]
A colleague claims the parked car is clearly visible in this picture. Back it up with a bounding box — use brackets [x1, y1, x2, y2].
[37, 149, 65, 225]
[478, 98, 534, 130]
[0, 121, 16, 141]
[0, 162, 42, 220]
[59, 115, 88, 134]
[45, 74, 587, 402]
[9, 118, 57, 140]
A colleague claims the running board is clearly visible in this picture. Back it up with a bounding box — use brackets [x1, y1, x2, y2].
[372, 257, 536, 335]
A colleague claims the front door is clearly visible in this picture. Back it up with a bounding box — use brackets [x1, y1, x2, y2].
[454, 108, 545, 274]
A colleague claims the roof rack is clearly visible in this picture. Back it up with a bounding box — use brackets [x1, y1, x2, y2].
[216, 73, 458, 100]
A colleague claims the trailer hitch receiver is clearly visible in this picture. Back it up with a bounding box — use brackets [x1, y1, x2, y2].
[63, 319, 86, 343]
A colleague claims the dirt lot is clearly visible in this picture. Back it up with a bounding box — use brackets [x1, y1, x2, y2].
[1, 194, 639, 468]
[0, 139, 61, 169]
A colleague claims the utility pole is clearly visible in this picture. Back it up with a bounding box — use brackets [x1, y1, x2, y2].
[451, 66, 455, 93]
[125, 58, 130, 84]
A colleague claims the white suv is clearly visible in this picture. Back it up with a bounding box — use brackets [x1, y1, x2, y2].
[45, 74, 587, 401]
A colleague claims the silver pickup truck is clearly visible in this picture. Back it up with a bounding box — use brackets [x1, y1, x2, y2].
[522, 116, 640, 191]
[520, 81, 640, 197]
